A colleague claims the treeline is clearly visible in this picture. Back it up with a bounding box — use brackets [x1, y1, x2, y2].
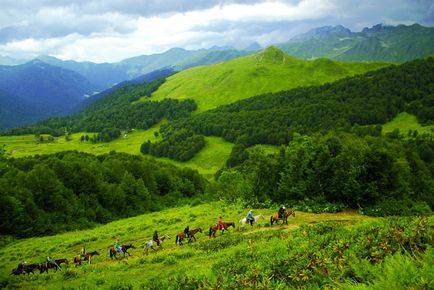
[141, 128, 206, 161]
[215, 132, 434, 215]
[162, 57, 434, 150]
[0, 150, 206, 238]
[5, 78, 197, 137]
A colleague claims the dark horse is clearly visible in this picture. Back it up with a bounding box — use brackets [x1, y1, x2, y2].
[73, 250, 100, 266]
[175, 228, 202, 245]
[270, 209, 295, 225]
[38, 258, 69, 273]
[209, 222, 235, 238]
[109, 244, 135, 259]
[10, 263, 39, 275]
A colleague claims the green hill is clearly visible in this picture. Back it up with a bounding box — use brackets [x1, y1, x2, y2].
[0, 202, 432, 289]
[147, 46, 389, 112]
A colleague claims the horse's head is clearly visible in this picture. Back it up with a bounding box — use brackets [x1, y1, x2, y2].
[258, 214, 265, 220]
[198, 228, 202, 233]
[93, 251, 100, 256]
[126, 244, 135, 249]
[162, 234, 171, 240]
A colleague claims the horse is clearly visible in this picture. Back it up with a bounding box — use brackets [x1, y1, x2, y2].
[175, 228, 202, 245]
[73, 250, 100, 266]
[10, 263, 39, 275]
[143, 234, 170, 254]
[109, 244, 136, 259]
[270, 209, 295, 225]
[209, 221, 235, 238]
[240, 214, 265, 227]
[38, 262, 60, 274]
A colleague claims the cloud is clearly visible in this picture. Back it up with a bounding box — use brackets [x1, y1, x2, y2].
[0, 0, 432, 62]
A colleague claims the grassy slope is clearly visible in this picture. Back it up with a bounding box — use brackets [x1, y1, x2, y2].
[0, 125, 233, 179]
[0, 202, 373, 289]
[382, 112, 434, 135]
[146, 46, 389, 112]
[2, 113, 432, 179]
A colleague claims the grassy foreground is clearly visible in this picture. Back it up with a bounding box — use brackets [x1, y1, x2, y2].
[0, 202, 432, 289]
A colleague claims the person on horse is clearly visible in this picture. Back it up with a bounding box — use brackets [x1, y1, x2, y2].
[184, 225, 190, 238]
[80, 245, 86, 259]
[246, 210, 254, 226]
[153, 230, 160, 246]
[278, 206, 286, 219]
[218, 216, 225, 232]
[115, 238, 123, 254]
[17, 260, 26, 274]
[46, 256, 59, 268]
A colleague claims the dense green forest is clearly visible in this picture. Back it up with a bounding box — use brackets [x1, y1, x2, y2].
[214, 132, 433, 215]
[5, 78, 197, 138]
[161, 57, 433, 149]
[0, 149, 206, 238]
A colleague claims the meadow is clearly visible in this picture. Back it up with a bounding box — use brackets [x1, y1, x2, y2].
[0, 202, 432, 289]
[1, 112, 432, 180]
[145, 47, 389, 113]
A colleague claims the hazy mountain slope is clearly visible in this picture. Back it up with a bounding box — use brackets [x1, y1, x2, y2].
[148, 46, 389, 112]
[0, 60, 95, 130]
[118, 47, 253, 77]
[277, 23, 434, 62]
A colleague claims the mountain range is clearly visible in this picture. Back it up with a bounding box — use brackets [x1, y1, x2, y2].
[0, 60, 95, 129]
[277, 23, 434, 62]
[0, 23, 433, 130]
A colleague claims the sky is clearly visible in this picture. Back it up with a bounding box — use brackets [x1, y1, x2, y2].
[0, 0, 433, 63]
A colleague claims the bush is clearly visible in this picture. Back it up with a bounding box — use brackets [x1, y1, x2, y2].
[362, 199, 432, 216]
[290, 198, 346, 213]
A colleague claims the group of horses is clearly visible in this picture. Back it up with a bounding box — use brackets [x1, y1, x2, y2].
[12, 209, 295, 276]
[11, 259, 69, 276]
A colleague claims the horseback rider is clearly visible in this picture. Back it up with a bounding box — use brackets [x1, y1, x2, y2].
[184, 225, 190, 238]
[17, 260, 26, 274]
[46, 256, 59, 269]
[246, 210, 254, 226]
[80, 245, 86, 259]
[218, 216, 225, 232]
[115, 238, 123, 254]
[153, 230, 160, 246]
[278, 206, 286, 219]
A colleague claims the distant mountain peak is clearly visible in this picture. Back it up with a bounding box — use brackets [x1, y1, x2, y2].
[291, 25, 353, 41]
[256, 46, 288, 64]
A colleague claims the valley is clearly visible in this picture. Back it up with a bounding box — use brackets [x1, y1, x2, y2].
[0, 13, 433, 289]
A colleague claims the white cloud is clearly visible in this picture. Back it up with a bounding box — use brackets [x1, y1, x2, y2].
[0, 0, 431, 62]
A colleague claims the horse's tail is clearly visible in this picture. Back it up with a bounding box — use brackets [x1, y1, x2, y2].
[209, 226, 212, 237]
[270, 215, 274, 226]
[175, 235, 179, 244]
[109, 248, 113, 259]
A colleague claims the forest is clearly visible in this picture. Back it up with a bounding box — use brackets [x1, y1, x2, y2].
[214, 132, 433, 216]
[0, 149, 206, 238]
[161, 57, 434, 147]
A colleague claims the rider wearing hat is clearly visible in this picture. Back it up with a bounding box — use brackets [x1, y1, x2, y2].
[278, 206, 286, 219]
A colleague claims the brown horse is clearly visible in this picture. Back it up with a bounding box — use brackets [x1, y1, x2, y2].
[270, 209, 295, 225]
[109, 244, 135, 259]
[10, 263, 39, 275]
[175, 228, 202, 245]
[209, 222, 235, 238]
[73, 250, 100, 266]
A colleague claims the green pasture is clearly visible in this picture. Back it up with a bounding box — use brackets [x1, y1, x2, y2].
[0, 127, 234, 179]
[382, 112, 434, 135]
[0, 202, 371, 289]
[1, 202, 432, 289]
[146, 47, 389, 112]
